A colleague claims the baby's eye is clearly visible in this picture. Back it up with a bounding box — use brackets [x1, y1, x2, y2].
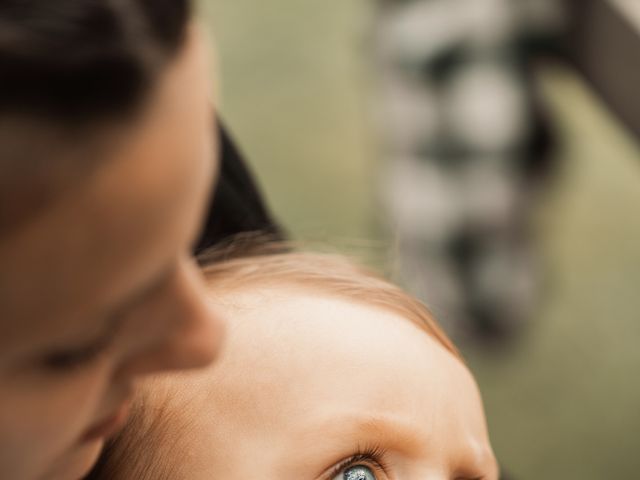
[334, 465, 377, 480]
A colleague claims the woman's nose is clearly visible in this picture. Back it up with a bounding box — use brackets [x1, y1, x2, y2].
[120, 257, 225, 378]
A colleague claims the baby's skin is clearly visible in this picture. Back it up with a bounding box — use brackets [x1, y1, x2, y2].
[90, 254, 499, 480]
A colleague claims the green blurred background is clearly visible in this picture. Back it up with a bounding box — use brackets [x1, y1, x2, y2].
[200, 1, 640, 478]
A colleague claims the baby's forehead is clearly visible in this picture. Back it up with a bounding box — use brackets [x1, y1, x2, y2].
[212, 288, 461, 379]
[180, 290, 483, 431]
[214, 287, 440, 367]
[214, 284, 430, 340]
[138, 290, 493, 478]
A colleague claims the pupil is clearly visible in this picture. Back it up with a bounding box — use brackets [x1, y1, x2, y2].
[344, 466, 373, 480]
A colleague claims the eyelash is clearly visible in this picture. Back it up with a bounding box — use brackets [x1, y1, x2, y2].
[42, 341, 108, 371]
[41, 322, 121, 372]
[326, 445, 391, 480]
[325, 448, 488, 480]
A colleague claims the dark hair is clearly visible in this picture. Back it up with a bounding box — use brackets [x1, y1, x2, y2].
[0, 0, 191, 121]
[0, 0, 192, 233]
[194, 122, 286, 255]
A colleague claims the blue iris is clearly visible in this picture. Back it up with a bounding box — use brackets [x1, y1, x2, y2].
[344, 465, 376, 480]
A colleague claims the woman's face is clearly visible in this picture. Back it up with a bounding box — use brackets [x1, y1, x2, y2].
[0, 26, 224, 480]
[142, 288, 499, 480]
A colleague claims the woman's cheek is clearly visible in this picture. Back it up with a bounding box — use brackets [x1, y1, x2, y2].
[0, 364, 110, 479]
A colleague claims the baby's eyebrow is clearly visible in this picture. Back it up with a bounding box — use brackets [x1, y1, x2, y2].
[283, 412, 425, 479]
[293, 412, 498, 478]
[296, 412, 427, 456]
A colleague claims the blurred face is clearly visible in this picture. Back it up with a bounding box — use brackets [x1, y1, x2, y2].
[0, 26, 224, 480]
[138, 289, 499, 480]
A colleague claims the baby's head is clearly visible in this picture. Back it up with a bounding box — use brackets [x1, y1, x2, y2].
[90, 252, 498, 479]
